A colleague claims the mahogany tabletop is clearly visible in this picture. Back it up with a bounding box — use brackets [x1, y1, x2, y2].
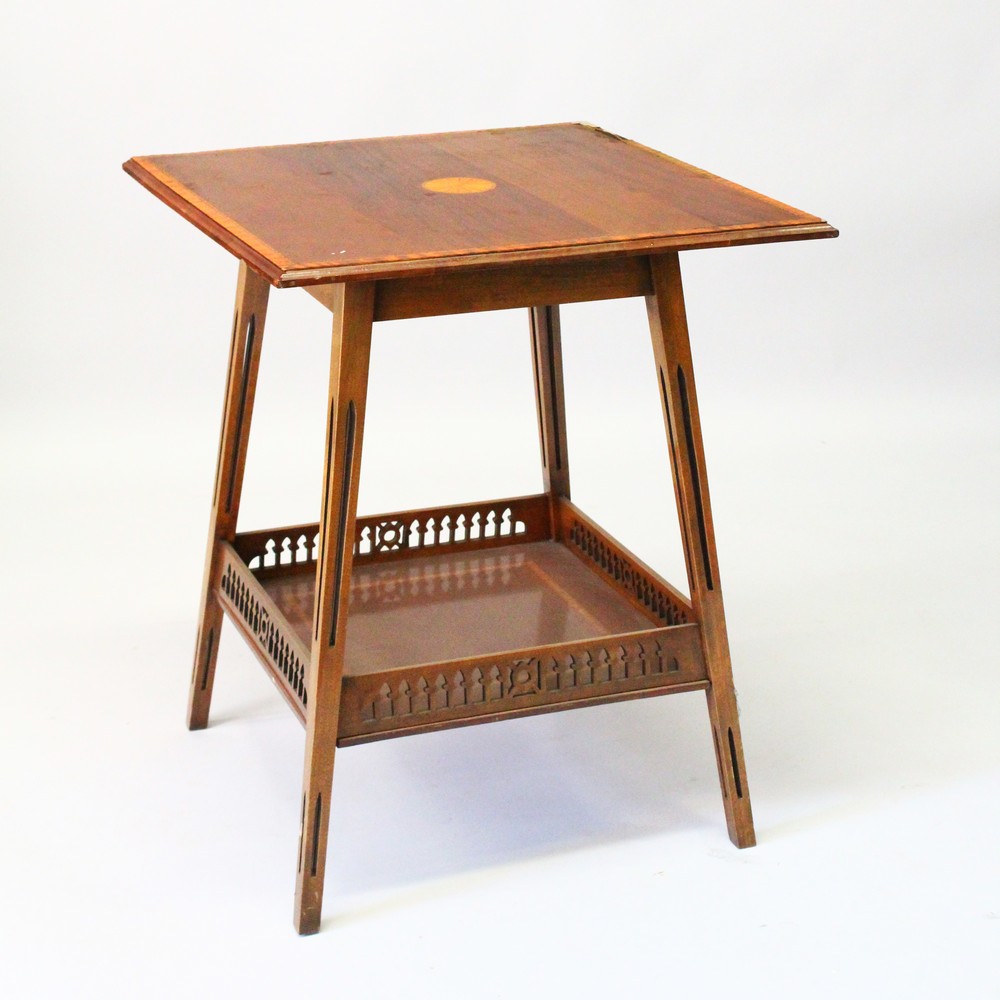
[123, 122, 836, 287]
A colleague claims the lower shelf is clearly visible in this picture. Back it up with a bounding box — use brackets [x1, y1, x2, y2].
[270, 541, 658, 673]
[215, 494, 709, 744]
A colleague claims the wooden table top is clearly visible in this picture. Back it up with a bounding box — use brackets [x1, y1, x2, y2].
[124, 123, 836, 287]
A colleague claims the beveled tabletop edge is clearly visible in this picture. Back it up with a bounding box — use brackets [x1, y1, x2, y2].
[123, 156, 289, 283]
[123, 121, 838, 288]
[580, 123, 823, 229]
[277, 223, 838, 287]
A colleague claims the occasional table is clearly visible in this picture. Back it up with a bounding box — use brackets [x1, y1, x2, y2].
[123, 123, 836, 934]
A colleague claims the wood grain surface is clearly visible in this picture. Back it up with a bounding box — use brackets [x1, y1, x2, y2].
[646, 252, 756, 848]
[124, 123, 837, 286]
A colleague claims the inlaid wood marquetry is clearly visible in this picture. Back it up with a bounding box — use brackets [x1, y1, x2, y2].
[126, 122, 835, 934]
[123, 122, 836, 286]
[421, 176, 497, 194]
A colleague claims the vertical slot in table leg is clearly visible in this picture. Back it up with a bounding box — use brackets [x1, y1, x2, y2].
[188, 263, 269, 730]
[294, 281, 375, 934]
[646, 252, 756, 848]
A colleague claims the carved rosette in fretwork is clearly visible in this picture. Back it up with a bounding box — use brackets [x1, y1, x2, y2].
[221, 492, 708, 744]
[232, 493, 552, 579]
[337, 624, 707, 745]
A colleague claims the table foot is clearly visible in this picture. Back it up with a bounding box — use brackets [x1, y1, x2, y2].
[188, 600, 223, 730]
[707, 683, 755, 847]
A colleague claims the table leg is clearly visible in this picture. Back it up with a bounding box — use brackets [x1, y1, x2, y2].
[529, 305, 571, 530]
[188, 263, 269, 730]
[645, 253, 756, 848]
[294, 281, 375, 934]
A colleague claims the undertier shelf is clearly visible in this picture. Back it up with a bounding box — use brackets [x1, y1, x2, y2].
[216, 494, 708, 744]
[272, 541, 658, 673]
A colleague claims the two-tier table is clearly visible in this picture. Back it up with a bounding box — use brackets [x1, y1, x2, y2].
[124, 122, 836, 934]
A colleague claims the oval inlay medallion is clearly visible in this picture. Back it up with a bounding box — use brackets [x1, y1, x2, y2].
[421, 176, 497, 194]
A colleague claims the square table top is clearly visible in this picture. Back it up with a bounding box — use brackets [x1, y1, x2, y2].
[123, 122, 836, 287]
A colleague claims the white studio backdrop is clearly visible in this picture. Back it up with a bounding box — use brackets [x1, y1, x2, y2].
[2, 1, 998, 997]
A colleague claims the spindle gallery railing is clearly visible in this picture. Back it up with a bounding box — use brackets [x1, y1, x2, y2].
[233, 493, 551, 577]
[217, 492, 706, 742]
[557, 499, 692, 627]
[337, 623, 708, 743]
[217, 546, 309, 717]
